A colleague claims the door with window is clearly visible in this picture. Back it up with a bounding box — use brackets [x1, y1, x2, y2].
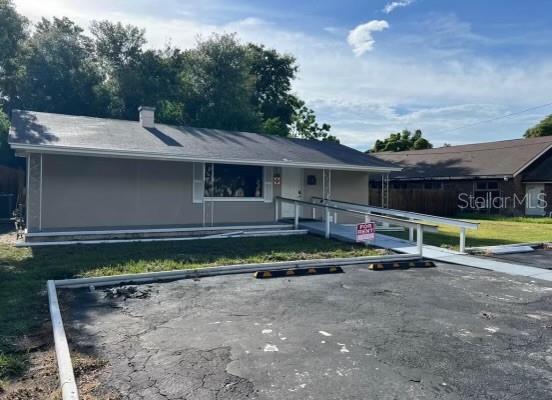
[281, 168, 303, 218]
[525, 184, 546, 216]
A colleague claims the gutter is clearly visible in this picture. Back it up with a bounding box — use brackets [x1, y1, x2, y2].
[388, 175, 513, 181]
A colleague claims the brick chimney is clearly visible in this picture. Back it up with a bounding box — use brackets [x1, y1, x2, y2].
[138, 106, 155, 128]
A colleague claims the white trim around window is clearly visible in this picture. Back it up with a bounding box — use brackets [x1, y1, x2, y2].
[204, 163, 265, 201]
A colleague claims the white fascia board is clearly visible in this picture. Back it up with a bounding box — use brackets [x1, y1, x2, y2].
[522, 180, 552, 184]
[389, 175, 514, 181]
[11, 143, 402, 173]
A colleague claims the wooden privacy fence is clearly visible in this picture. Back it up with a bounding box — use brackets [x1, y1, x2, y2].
[370, 189, 459, 216]
[0, 166, 25, 222]
[0, 165, 24, 194]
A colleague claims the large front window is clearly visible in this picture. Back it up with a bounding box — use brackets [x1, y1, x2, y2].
[204, 163, 263, 198]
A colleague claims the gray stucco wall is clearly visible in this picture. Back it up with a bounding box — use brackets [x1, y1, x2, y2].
[331, 170, 370, 205]
[301, 169, 369, 205]
[30, 154, 277, 232]
[300, 169, 369, 223]
[26, 153, 372, 232]
[331, 170, 370, 223]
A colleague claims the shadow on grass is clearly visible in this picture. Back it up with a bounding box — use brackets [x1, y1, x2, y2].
[0, 235, 377, 380]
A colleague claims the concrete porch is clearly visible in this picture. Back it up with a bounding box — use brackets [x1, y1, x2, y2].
[18, 222, 304, 246]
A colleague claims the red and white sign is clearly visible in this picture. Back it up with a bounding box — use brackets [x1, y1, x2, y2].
[356, 222, 376, 242]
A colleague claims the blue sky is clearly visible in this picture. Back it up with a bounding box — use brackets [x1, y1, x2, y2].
[13, 0, 552, 150]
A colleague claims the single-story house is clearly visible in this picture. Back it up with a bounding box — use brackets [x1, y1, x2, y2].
[371, 137, 552, 216]
[9, 107, 399, 242]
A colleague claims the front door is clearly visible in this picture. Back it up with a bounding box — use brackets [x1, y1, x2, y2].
[525, 184, 546, 216]
[281, 168, 303, 218]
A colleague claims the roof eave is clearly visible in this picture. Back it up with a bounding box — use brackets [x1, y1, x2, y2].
[389, 175, 514, 181]
[10, 143, 402, 173]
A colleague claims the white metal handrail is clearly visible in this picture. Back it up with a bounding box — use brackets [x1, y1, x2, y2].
[275, 196, 437, 257]
[312, 197, 478, 253]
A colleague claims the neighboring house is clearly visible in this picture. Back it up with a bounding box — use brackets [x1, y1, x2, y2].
[9, 107, 399, 242]
[372, 137, 552, 217]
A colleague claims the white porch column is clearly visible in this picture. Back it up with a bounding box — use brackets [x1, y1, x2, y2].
[459, 228, 466, 253]
[417, 224, 424, 256]
[294, 202, 300, 229]
[325, 207, 331, 239]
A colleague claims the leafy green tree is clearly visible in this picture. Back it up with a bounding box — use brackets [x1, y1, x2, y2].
[14, 17, 104, 115]
[2, 12, 334, 141]
[413, 137, 431, 150]
[156, 99, 186, 126]
[90, 20, 145, 70]
[290, 100, 336, 141]
[0, 106, 19, 167]
[0, 0, 28, 106]
[524, 114, 552, 138]
[371, 129, 432, 152]
[247, 44, 297, 129]
[90, 20, 147, 119]
[260, 117, 288, 137]
[179, 34, 261, 131]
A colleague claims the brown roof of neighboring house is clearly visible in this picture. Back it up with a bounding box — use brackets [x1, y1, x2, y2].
[372, 136, 552, 180]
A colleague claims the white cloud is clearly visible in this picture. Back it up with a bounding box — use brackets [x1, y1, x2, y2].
[383, 0, 415, 14]
[347, 20, 389, 56]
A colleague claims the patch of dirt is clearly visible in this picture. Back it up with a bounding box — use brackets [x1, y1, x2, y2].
[0, 229, 17, 245]
[0, 346, 120, 400]
[1, 349, 61, 400]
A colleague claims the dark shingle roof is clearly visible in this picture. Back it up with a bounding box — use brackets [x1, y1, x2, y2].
[9, 110, 398, 171]
[372, 137, 552, 180]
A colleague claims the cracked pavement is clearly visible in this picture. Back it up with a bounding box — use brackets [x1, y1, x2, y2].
[65, 263, 552, 399]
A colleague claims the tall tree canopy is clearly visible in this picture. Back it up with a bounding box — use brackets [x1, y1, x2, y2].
[0, 2, 333, 147]
[524, 114, 552, 138]
[0, 0, 27, 103]
[247, 43, 297, 135]
[90, 20, 148, 119]
[14, 17, 105, 116]
[0, 106, 17, 167]
[179, 34, 261, 131]
[370, 129, 432, 152]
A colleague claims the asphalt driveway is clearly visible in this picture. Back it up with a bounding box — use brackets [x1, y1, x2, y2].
[65, 263, 552, 399]
[485, 248, 552, 270]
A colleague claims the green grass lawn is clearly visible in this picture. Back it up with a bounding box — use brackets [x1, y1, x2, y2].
[0, 234, 379, 382]
[388, 213, 552, 249]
